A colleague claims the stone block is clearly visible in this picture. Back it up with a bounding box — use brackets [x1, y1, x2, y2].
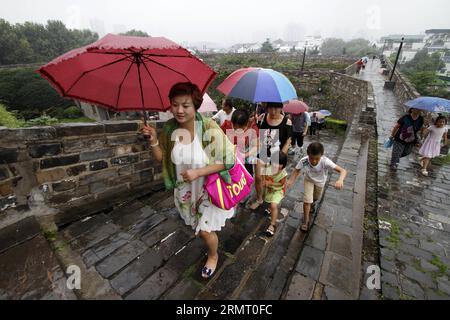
[89, 160, 109, 171]
[28, 143, 61, 158]
[321, 252, 353, 295]
[107, 135, 139, 146]
[323, 286, 353, 300]
[285, 273, 316, 300]
[0, 166, 10, 180]
[133, 160, 152, 171]
[62, 137, 106, 153]
[55, 123, 104, 137]
[40, 155, 79, 169]
[0, 148, 19, 164]
[0, 127, 56, 142]
[295, 245, 324, 281]
[110, 154, 139, 166]
[110, 248, 164, 296]
[400, 277, 425, 299]
[52, 179, 77, 192]
[36, 168, 66, 184]
[49, 186, 89, 204]
[78, 169, 118, 186]
[66, 164, 87, 176]
[305, 226, 327, 251]
[96, 240, 148, 278]
[80, 148, 115, 162]
[104, 121, 139, 133]
[329, 231, 352, 259]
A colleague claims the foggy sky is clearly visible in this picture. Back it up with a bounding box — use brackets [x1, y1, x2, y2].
[2, 0, 449, 46]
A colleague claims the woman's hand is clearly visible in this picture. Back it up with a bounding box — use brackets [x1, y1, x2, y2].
[180, 169, 200, 183]
[141, 124, 157, 143]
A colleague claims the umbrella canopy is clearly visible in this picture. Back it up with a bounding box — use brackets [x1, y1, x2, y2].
[405, 97, 450, 113]
[217, 67, 297, 103]
[283, 100, 309, 114]
[309, 111, 326, 120]
[198, 93, 217, 113]
[38, 34, 216, 113]
[319, 109, 332, 117]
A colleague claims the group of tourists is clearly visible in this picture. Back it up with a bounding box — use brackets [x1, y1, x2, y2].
[141, 82, 348, 279]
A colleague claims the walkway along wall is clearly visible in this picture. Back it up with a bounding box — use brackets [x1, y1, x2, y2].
[383, 57, 420, 107]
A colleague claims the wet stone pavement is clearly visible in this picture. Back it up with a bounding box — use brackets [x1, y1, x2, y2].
[50, 131, 344, 300]
[362, 60, 450, 300]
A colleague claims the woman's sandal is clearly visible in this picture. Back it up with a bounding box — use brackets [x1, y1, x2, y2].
[201, 256, 218, 279]
[266, 224, 276, 237]
[300, 220, 310, 232]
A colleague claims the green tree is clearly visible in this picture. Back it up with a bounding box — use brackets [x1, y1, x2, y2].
[0, 67, 73, 119]
[403, 49, 445, 74]
[120, 29, 149, 37]
[321, 38, 346, 56]
[345, 38, 373, 56]
[0, 19, 34, 64]
[261, 38, 277, 52]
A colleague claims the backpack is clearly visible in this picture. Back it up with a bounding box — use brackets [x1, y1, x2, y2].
[398, 116, 419, 143]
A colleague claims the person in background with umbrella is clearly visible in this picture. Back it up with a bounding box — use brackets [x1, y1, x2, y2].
[249, 102, 292, 210]
[310, 112, 319, 136]
[389, 107, 425, 170]
[285, 101, 309, 156]
[356, 59, 364, 74]
[212, 98, 235, 126]
[418, 115, 448, 176]
[142, 82, 236, 279]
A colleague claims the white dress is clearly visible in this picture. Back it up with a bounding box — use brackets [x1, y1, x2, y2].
[419, 125, 448, 158]
[171, 134, 235, 235]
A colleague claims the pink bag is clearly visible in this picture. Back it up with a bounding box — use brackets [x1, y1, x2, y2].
[204, 153, 253, 210]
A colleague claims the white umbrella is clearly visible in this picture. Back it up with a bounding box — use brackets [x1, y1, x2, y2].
[198, 93, 217, 113]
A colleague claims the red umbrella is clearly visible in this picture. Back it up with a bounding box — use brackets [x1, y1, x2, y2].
[38, 34, 216, 120]
[283, 100, 309, 114]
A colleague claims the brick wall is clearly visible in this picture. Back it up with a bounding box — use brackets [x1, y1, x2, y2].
[284, 70, 369, 124]
[0, 121, 163, 227]
[383, 57, 420, 107]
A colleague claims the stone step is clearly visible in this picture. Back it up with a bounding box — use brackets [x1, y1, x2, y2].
[195, 221, 269, 300]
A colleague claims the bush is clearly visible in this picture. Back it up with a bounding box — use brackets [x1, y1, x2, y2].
[325, 117, 347, 135]
[0, 104, 25, 128]
[24, 115, 59, 127]
[62, 105, 83, 119]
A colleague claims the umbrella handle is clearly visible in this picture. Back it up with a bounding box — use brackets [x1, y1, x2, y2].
[142, 110, 148, 126]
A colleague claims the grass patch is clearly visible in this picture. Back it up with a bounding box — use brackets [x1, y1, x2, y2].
[385, 219, 401, 248]
[324, 117, 347, 136]
[57, 117, 96, 123]
[431, 154, 450, 166]
[0, 104, 25, 128]
[430, 254, 448, 275]
[42, 230, 57, 242]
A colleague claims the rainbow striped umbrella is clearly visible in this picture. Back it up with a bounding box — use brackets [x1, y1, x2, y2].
[217, 67, 297, 103]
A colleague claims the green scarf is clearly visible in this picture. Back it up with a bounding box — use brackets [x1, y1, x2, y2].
[159, 112, 236, 191]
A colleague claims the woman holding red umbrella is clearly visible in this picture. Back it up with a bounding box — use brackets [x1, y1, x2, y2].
[142, 82, 236, 279]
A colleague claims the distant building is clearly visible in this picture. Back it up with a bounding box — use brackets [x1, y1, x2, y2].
[229, 43, 261, 53]
[380, 34, 425, 63]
